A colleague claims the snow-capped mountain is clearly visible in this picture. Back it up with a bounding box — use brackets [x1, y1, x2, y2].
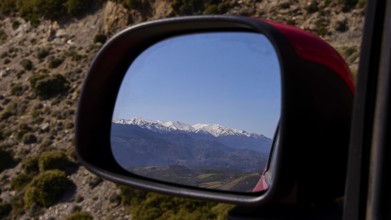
[112, 117, 263, 138]
[111, 118, 272, 172]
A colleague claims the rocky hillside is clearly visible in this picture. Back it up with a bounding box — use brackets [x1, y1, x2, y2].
[0, 1, 365, 219]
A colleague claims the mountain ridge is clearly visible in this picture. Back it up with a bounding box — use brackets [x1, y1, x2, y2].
[113, 117, 267, 138]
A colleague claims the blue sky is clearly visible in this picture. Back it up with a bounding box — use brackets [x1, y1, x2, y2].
[112, 32, 281, 138]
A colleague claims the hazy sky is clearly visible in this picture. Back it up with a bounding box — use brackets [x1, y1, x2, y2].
[112, 32, 281, 138]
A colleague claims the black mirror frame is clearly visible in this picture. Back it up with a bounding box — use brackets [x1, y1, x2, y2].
[76, 15, 353, 206]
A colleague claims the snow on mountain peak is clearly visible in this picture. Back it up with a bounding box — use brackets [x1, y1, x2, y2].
[160, 120, 195, 132]
[193, 123, 252, 137]
[113, 117, 258, 137]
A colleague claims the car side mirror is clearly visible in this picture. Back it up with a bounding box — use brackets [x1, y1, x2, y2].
[76, 16, 354, 207]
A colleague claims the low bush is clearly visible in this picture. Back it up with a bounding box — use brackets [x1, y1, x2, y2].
[65, 0, 94, 15]
[10, 83, 25, 96]
[37, 48, 51, 60]
[24, 170, 72, 208]
[22, 156, 40, 175]
[16, 123, 32, 140]
[132, 193, 227, 220]
[306, 1, 319, 13]
[0, 0, 16, 15]
[38, 150, 76, 174]
[66, 51, 85, 62]
[3, 58, 11, 64]
[0, 202, 12, 219]
[1, 101, 18, 119]
[171, 0, 227, 15]
[203, 4, 218, 14]
[20, 59, 33, 71]
[338, 0, 366, 9]
[12, 20, 20, 30]
[171, 0, 203, 15]
[11, 173, 33, 190]
[0, 129, 4, 141]
[313, 17, 329, 36]
[117, 184, 233, 220]
[109, 0, 145, 10]
[22, 133, 37, 144]
[29, 73, 70, 99]
[0, 147, 15, 172]
[93, 33, 107, 44]
[217, 2, 229, 13]
[117, 185, 147, 206]
[14, 0, 98, 25]
[0, 29, 7, 45]
[65, 211, 94, 220]
[48, 57, 64, 69]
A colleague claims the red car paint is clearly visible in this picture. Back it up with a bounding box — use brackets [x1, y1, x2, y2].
[252, 19, 355, 193]
[262, 19, 355, 93]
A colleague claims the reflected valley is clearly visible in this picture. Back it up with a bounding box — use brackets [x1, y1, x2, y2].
[111, 117, 271, 192]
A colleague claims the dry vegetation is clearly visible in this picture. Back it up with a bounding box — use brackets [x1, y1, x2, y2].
[0, 0, 365, 219]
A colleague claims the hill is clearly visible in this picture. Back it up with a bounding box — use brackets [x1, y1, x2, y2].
[0, 0, 365, 219]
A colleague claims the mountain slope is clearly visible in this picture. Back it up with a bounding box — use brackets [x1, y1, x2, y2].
[111, 120, 270, 170]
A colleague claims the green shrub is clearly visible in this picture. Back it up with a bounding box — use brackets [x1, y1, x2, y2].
[39, 139, 53, 149]
[1, 101, 18, 119]
[10, 83, 25, 96]
[0, 202, 12, 219]
[15, 0, 97, 25]
[93, 33, 107, 44]
[11, 173, 33, 190]
[38, 150, 76, 174]
[217, 2, 229, 13]
[337, 0, 366, 9]
[117, 184, 233, 220]
[66, 51, 85, 62]
[20, 59, 33, 71]
[29, 73, 70, 99]
[0, 29, 7, 45]
[172, 0, 225, 15]
[18, 0, 66, 25]
[0, 129, 4, 141]
[48, 57, 64, 69]
[12, 20, 20, 29]
[0, 51, 8, 58]
[37, 48, 51, 60]
[109, 0, 145, 10]
[22, 156, 40, 175]
[0, 0, 16, 15]
[22, 133, 37, 144]
[357, 0, 366, 7]
[203, 4, 218, 14]
[313, 18, 329, 36]
[306, 1, 319, 13]
[65, 211, 94, 220]
[24, 170, 72, 208]
[132, 193, 220, 220]
[172, 0, 203, 15]
[0, 147, 15, 172]
[65, 0, 94, 15]
[344, 46, 358, 57]
[338, 0, 357, 7]
[16, 123, 31, 140]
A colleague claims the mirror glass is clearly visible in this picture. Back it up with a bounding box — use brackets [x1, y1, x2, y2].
[111, 32, 281, 193]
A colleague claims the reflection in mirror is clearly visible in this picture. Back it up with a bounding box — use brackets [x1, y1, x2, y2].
[111, 32, 281, 193]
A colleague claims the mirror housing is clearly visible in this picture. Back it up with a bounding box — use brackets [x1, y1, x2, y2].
[76, 16, 354, 207]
